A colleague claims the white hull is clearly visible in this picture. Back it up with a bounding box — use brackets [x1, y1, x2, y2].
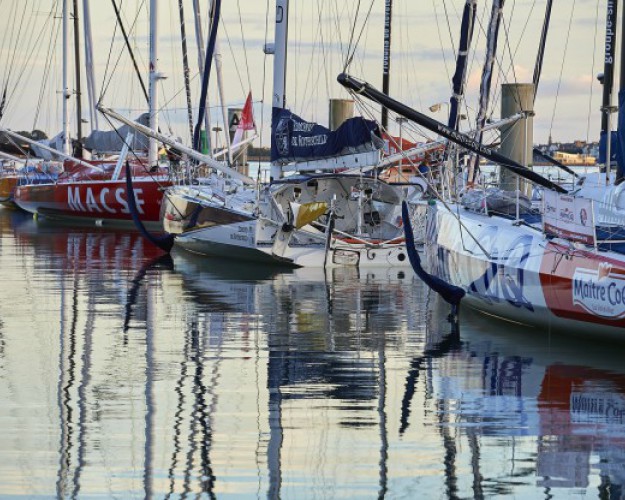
[428, 204, 625, 339]
[175, 219, 411, 268]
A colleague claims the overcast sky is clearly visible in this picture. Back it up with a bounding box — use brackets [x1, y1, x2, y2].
[0, 1, 613, 146]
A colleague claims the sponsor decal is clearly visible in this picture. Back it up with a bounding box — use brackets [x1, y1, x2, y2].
[572, 263, 625, 319]
[543, 191, 596, 246]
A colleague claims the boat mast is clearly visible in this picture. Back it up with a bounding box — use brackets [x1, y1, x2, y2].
[192, 0, 212, 152]
[178, 0, 194, 143]
[381, 0, 393, 130]
[617, 0, 625, 183]
[82, 0, 98, 132]
[448, 0, 477, 131]
[72, 0, 83, 157]
[601, 0, 618, 181]
[214, 37, 234, 164]
[148, 0, 159, 167]
[468, 0, 504, 183]
[532, 0, 553, 99]
[62, 0, 71, 155]
[192, 0, 222, 153]
[269, 0, 289, 181]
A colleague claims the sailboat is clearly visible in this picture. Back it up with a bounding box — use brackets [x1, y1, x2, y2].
[9, 0, 171, 228]
[156, 0, 418, 268]
[336, 0, 625, 337]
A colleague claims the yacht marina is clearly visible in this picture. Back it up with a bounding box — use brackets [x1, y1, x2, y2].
[1, 0, 625, 498]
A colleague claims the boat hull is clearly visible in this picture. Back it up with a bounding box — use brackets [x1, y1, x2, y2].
[175, 220, 411, 268]
[14, 177, 169, 229]
[430, 205, 625, 339]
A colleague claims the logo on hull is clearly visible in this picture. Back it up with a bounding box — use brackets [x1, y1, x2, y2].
[572, 264, 625, 319]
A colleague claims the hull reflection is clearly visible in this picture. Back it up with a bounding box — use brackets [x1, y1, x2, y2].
[3, 204, 625, 498]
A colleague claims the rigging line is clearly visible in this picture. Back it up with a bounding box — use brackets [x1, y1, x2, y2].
[3, 0, 26, 89]
[441, 0, 457, 56]
[548, 0, 577, 141]
[256, 0, 271, 179]
[106, 0, 149, 104]
[345, 0, 376, 72]
[99, 11, 119, 102]
[0, 0, 15, 75]
[318, 0, 331, 104]
[585, 0, 601, 145]
[300, 1, 326, 118]
[343, 0, 362, 71]
[34, 8, 61, 130]
[100, 1, 147, 105]
[236, 0, 252, 93]
[8, 5, 55, 102]
[98, 111, 169, 189]
[222, 21, 247, 98]
[432, 0, 453, 87]
[4, 0, 29, 90]
[511, 0, 537, 64]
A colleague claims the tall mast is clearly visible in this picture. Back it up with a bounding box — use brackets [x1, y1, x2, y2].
[272, 0, 289, 111]
[148, 0, 159, 167]
[82, 0, 98, 131]
[214, 38, 233, 164]
[468, 0, 504, 183]
[381, 0, 393, 130]
[269, 0, 289, 180]
[600, 0, 618, 178]
[617, 0, 625, 182]
[192, 0, 222, 153]
[62, 0, 71, 155]
[192, 0, 212, 152]
[448, 0, 477, 131]
[72, 0, 83, 157]
[532, 0, 553, 98]
[178, 0, 194, 143]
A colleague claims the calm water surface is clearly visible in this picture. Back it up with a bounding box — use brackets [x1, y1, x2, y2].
[1, 207, 624, 499]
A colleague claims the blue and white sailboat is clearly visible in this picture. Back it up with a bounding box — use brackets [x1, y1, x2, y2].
[338, 0, 625, 338]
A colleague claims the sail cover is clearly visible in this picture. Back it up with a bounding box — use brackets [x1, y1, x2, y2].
[270, 108, 382, 164]
[84, 113, 150, 153]
[617, 89, 625, 180]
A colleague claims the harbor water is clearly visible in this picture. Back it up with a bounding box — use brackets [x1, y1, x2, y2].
[1, 207, 625, 498]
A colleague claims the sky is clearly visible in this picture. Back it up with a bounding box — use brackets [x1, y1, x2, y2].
[0, 0, 614, 147]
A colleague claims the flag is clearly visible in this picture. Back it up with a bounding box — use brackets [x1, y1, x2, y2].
[232, 91, 255, 147]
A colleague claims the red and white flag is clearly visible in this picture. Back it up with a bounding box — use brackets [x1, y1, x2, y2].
[232, 92, 256, 147]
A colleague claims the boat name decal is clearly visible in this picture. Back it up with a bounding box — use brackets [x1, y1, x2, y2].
[67, 186, 145, 214]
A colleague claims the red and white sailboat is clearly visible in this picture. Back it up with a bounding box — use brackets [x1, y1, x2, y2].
[11, 0, 171, 229]
[13, 159, 169, 228]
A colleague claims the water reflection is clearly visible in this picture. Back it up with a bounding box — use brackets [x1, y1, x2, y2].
[2, 208, 625, 498]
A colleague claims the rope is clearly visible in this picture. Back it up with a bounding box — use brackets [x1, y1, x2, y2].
[548, 0, 577, 141]
[236, 0, 252, 94]
[342, 0, 376, 72]
[104, 0, 149, 104]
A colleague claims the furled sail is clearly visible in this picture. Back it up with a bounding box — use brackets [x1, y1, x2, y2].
[84, 113, 150, 153]
[448, 0, 477, 130]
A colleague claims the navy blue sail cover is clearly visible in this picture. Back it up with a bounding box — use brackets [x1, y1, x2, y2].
[599, 130, 622, 166]
[270, 107, 382, 163]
